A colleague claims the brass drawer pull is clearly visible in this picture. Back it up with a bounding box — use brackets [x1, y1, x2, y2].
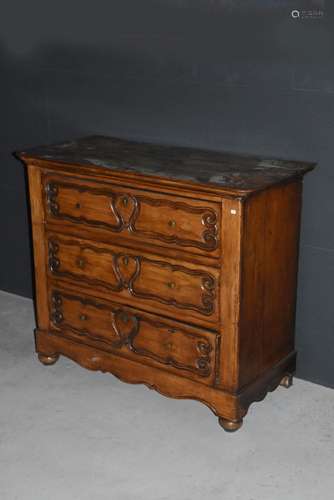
[79, 314, 87, 321]
[167, 281, 176, 289]
[168, 219, 176, 228]
[165, 342, 173, 351]
[76, 258, 86, 269]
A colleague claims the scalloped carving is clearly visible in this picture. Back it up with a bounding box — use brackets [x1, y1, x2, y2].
[48, 238, 216, 316]
[50, 291, 213, 377]
[44, 180, 219, 251]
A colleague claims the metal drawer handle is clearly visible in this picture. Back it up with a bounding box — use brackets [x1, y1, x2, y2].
[168, 219, 176, 228]
[167, 281, 176, 289]
[79, 314, 87, 321]
[123, 256, 129, 266]
[76, 258, 86, 269]
[122, 196, 128, 207]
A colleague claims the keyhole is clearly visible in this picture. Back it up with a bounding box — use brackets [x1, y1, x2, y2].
[121, 312, 129, 323]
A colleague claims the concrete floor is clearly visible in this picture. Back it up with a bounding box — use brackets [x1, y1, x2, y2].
[0, 290, 333, 500]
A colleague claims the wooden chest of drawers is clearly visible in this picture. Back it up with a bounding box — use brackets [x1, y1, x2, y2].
[19, 136, 315, 431]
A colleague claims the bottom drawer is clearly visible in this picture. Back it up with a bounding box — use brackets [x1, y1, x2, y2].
[49, 287, 217, 386]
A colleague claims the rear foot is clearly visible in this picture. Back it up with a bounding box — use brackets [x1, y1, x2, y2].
[280, 374, 293, 388]
[38, 353, 59, 366]
[218, 417, 243, 432]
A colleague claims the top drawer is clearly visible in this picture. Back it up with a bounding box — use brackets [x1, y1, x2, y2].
[43, 174, 221, 257]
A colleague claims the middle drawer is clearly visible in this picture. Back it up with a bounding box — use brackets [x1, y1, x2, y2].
[47, 233, 220, 330]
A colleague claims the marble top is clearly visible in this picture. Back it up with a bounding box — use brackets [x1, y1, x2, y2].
[19, 135, 315, 192]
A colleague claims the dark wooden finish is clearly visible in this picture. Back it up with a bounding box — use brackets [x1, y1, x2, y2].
[19, 135, 315, 432]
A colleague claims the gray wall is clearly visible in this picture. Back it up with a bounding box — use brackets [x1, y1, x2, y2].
[1, 0, 333, 387]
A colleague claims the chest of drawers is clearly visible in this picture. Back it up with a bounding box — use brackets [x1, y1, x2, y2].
[19, 136, 315, 431]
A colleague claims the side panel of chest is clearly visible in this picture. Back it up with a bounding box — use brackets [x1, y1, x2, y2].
[238, 181, 303, 389]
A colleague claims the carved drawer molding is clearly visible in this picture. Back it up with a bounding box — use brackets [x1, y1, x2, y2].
[44, 177, 220, 255]
[47, 236, 218, 321]
[50, 289, 215, 382]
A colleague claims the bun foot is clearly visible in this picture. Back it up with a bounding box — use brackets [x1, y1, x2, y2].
[280, 374, 293, 388]
[218, 417, 243, 432]
[38, 353, 59, 366]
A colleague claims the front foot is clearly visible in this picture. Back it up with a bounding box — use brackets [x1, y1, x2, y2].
[280, 373, 293, 388]
[38, 353, 59, 366]
[218, 417, 243, 432]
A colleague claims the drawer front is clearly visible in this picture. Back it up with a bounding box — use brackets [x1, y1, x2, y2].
[47, 234, 219, 328]
[49, 288, 217, 384]
[44, 175, 220, 256]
